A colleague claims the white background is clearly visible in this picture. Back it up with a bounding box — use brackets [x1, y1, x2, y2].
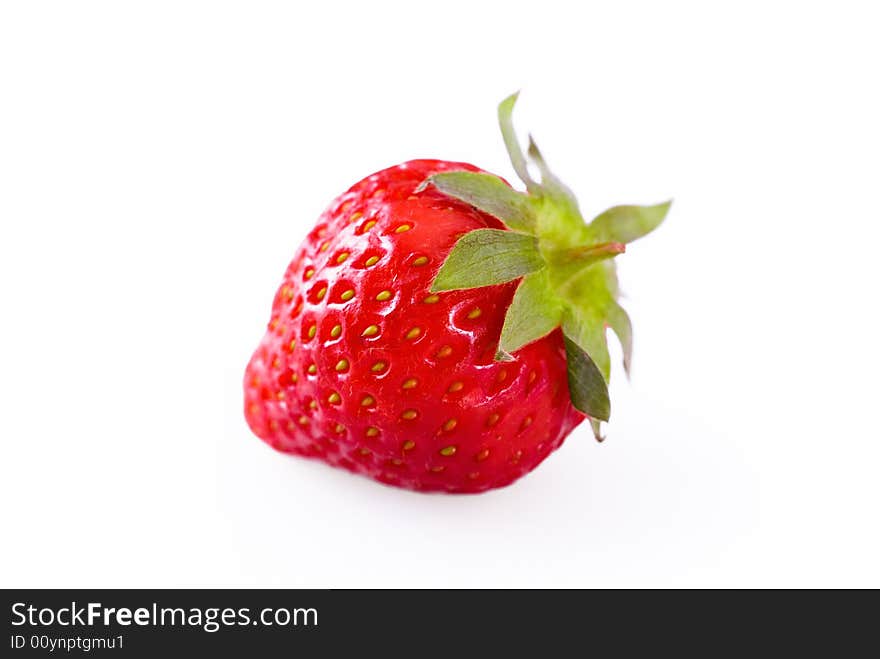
[1, 1, 878, 588]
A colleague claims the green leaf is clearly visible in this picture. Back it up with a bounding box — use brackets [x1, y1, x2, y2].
[563, 334, 611, 421]
[498, 269, 563, 355]
[526, 135, 567, 192]
[526, 135, 581, 214]
[606, 300, 633, 377]
[430, 229, 545, 292]
[494, 349, 515, 362]
[587, 201, 672, 244]
[561, 305, 611, 383]
[589, 418, 605, 442]
[498, 92, 538, 193]
[420, 171, 536, 233]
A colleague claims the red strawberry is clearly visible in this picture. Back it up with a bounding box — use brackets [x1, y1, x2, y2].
[244, 93, 669, 493]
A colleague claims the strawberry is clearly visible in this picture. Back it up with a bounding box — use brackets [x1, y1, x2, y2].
[244, 93, 669, 493]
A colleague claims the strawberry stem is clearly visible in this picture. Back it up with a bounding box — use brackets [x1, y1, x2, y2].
[423, 93, 670, 432]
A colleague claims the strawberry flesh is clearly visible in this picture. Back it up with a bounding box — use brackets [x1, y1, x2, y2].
[244, 160, 584, 493]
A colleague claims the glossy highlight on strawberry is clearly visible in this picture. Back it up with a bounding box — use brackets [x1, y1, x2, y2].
[244, 94, 669, 493]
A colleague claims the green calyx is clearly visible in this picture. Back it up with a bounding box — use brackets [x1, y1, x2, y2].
[422, 92, 671, 435]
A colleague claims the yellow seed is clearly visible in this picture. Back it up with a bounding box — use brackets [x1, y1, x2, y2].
[362, 325, 379, 337]
[276, 391, 285, 399]
[412, 256, 429, 266]
[361, 395, 375, 407]
[340, 289, 355, 301]
[402, 440, 416, 451]
[364, 255, 380, 267]
[487, 413, 500, 427]
[319, 241, 330, 252]
[361, 220, 377, 232]
[422, 294, 440, 304]
[430, 466, 445, 473]
[439, 446, 457, 457]
[349, 211, 362, 223]
[330, 324, 342, 338]
[290, 372, 298, 383]
[467, 307, 482, 319]
[402, 378, 418, 390]
[307, 363, 317, 375]
[401, 409, 418, 420]
[447, 381, 463, 393]
[436, 345, 452, 358]
[395, 224, 412, 233]
[528, 370, 537, 384]
[271, 357, 281, 369]
[392, 458, 403, 466]
[521, 416, 533, 429]
[304, 268, 314, 280]
[307, 324, 317, 339]
[335, 359, 349, 372]
[328, 392, 341, 404]
[375, 290, 392, 301]
[371, 360, 386, 372]
[298, 415, 309, 426]
[476, 448, 490, 461]
[497, 369, 508, 382]
[443, 418, 458, 432]
[372, 188, 385, 198]
[336, 252, 349, 264]
[316, 286, 327, 300]
[309, 399, 318, 410]
[405, 327, 421, 340]
[269, 420, 279, 430]
[366, 426, 380, 438]
[334, 423, 345, 434]
[359, 448, 371, 457]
